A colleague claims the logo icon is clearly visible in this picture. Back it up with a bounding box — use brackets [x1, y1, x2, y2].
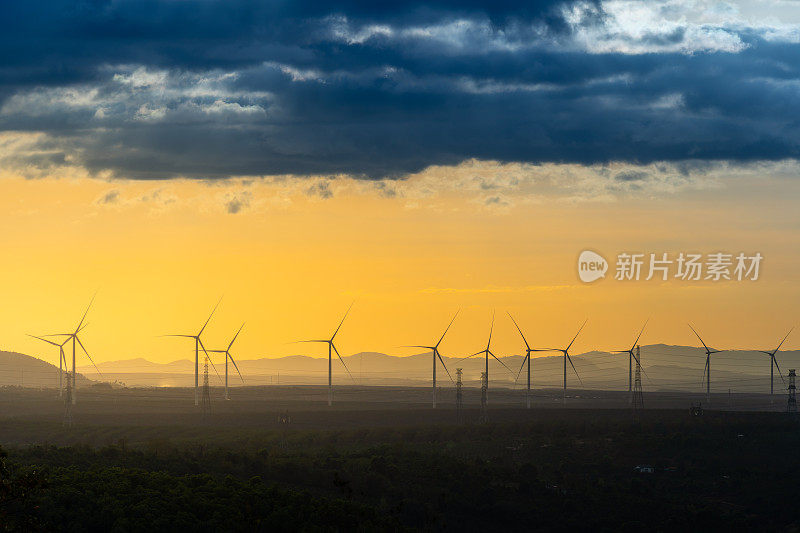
[578, 250, 608, 283]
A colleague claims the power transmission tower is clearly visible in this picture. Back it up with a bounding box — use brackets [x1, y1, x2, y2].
[63, 374, 73, 428]
[788, 369, 797, 414]
[201, 355, 211, 419]
[456, 368, 463, 423]
[479, 371, 488, 424]
[632, 345, 643, 419]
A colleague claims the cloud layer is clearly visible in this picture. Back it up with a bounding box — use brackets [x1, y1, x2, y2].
[1, 0, 800, 180]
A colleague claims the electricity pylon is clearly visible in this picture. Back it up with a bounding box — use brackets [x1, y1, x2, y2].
[632, 346, 643, 419]
[456, 368, 463, 423]
[201, 355, 211, 419]
[479, 371, 488, 424]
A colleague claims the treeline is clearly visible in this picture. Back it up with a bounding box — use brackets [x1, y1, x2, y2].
[3, 412, 800, 531]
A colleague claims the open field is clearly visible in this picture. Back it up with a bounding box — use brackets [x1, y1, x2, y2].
[0, 384, 791, 442]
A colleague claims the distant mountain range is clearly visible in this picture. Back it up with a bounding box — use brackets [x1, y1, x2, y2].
[0, 351, 93, 388]
[69, 344, 800, 393]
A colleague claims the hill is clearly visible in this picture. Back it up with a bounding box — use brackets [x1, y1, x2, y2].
[74, 344, 800, 393]
[0, 351, 93, 388]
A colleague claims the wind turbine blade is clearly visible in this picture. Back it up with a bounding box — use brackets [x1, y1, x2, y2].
[774, 327, 794, 354]
[630, 318, 649, 351]
[515, 353, 529, 383]
[565, 319, 588, 352]
[75, 292, 97, 333]
[27, 334, 61, 347]
[293, 340, 329, 344]
[456, 350, 484, 362]
[435, 310, 460, 348]
[486, 311, 495, 349]
[208, 357, 223, 383]
[331, 301, 354, 341]
[488, 350, 514, 374]
[402, 345, 435, 350]
[331, 343, 355, 383]
[566, 353, 583, 385]
[688, 323, 711, 352]
[507, 311, 530, 350]
[228, 322, 245, 351]
[162, 334, 196, 339]
[198, 338, 223, 384]
[436, 350, 454, 382]
[773, 356, 786, 385]
[42, 333, 72, 337]
[75, 336, 102, 376]
[229, 352, 245, 383]
[198, 297, 222, 336]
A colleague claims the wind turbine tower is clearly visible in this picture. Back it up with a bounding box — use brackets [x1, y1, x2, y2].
[758, 328, 793, 399]
[545, 320, 587, 406]
[42, 296, 101, 405]
[165, 299, 220, 405]
[404, 310, 458, 408]
[298, 303, 355, 406]
[508, 312, 551, 409]
[208, 323, 245, 400]
[689, 324, 723, 404]
[462, 313, 513, 408]
[611, 320, 648, 392]
[29, 335, 69, 397]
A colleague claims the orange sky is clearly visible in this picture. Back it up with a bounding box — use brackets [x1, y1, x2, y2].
[1, 161, 799, 368]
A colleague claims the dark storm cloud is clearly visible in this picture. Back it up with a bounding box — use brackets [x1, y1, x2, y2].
[615, 170, 648, 182]
[1, 0, 799, 180]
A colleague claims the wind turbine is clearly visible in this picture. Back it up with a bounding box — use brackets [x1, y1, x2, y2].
[758, 327, 793, 398]
[28, 334, 70, 397]
[610, 319, 648, 392]
[208, 323, 246, 400]
[298, 303, 355, 406]
[508, 312, 551, 409]
[164, 299, 221, 406]
[403, 310, 458, 408]
[551, 320, 587, 405]
[41, 296, 101, 404]
[688, 324, 723, 403]
[462, 312, 513, 405]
